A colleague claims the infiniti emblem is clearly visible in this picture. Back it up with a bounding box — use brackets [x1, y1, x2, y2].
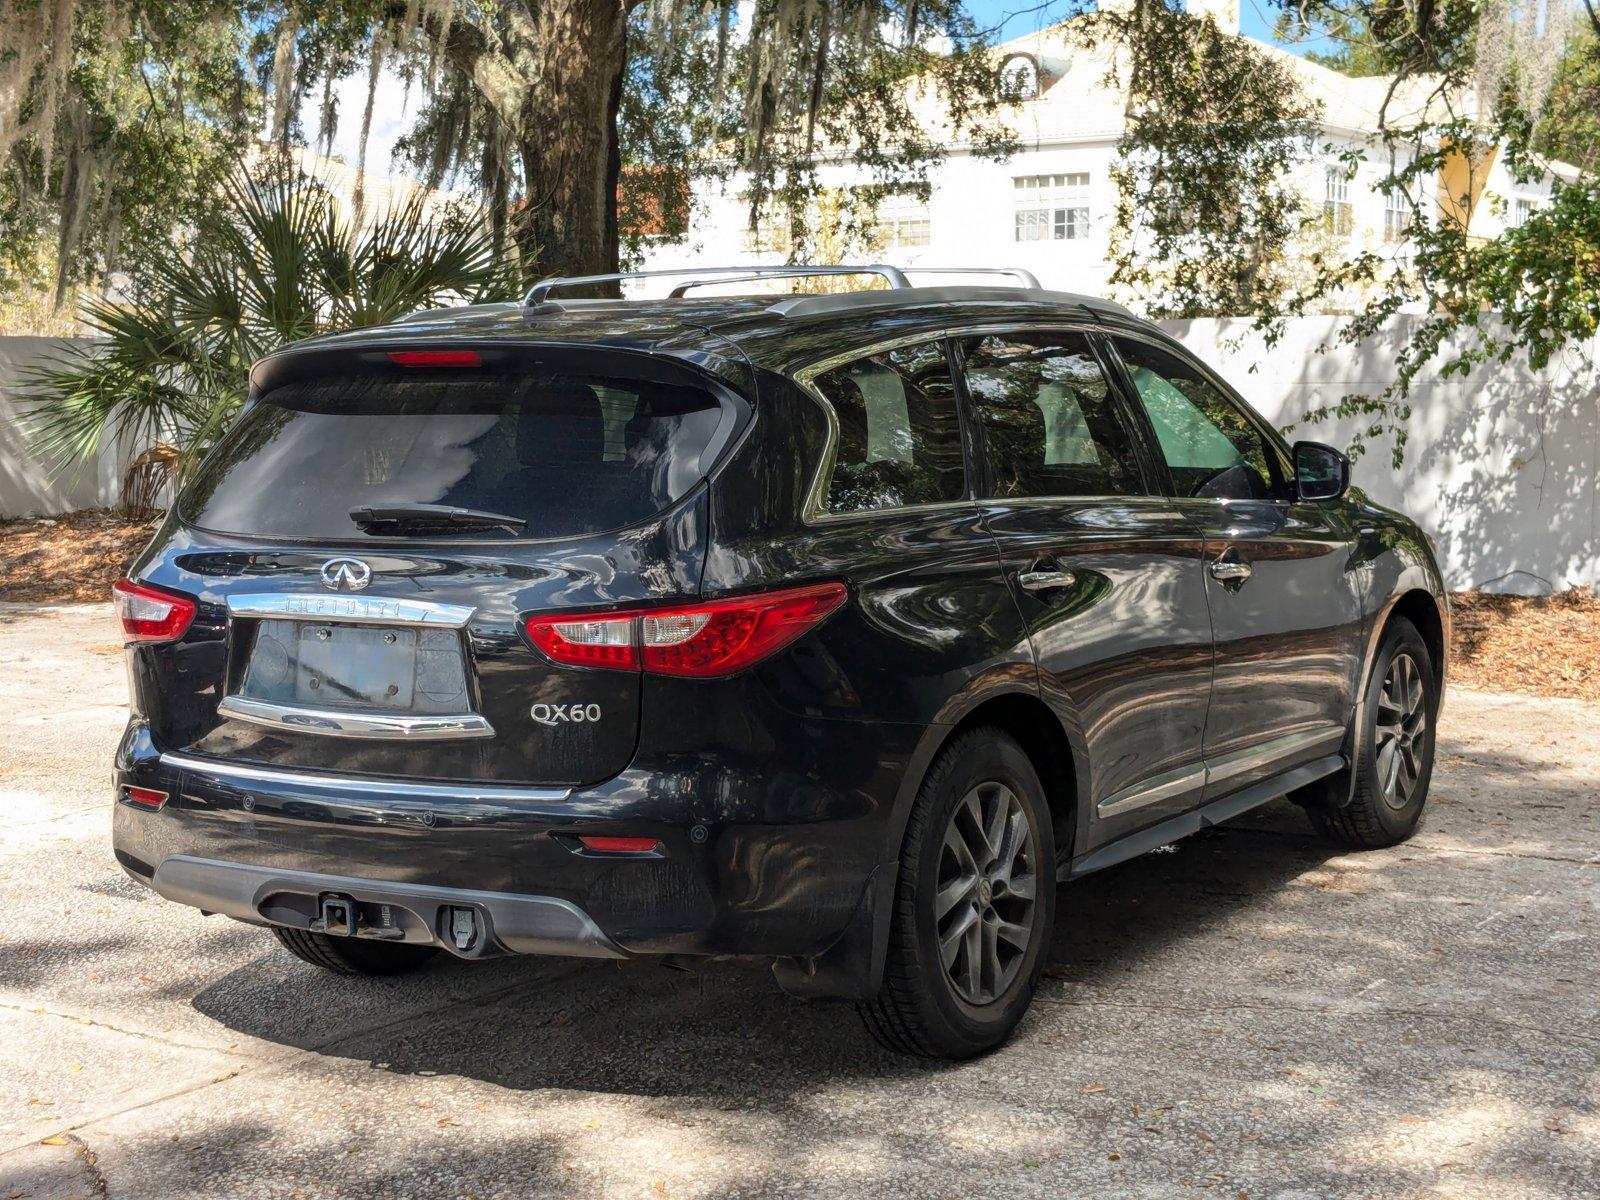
[320, 557, 372, 592]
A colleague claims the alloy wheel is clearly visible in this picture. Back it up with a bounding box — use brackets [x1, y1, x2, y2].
[1374, 651, 1428, 809]
[936, 781, 1038, 1005]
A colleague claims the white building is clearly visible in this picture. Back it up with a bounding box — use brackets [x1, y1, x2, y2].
[641, 0, 1579, 304]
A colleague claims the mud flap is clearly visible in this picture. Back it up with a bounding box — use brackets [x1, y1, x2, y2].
[769, 862, 893, 1001]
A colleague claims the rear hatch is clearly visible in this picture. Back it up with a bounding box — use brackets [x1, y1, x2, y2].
[145, 344, 741, 786]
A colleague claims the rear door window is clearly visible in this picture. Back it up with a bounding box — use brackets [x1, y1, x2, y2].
[180, 369, 725, 540]
[958, 331, 1146, 499]
[809, 339, 966, 515]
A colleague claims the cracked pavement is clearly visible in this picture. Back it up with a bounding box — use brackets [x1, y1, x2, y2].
[1, 603, 1596, 1199]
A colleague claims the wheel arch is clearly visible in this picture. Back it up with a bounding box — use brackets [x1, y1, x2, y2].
[1386, 588, 1448, 695]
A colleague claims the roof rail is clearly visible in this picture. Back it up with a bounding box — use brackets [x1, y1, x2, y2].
[764, 284, 1133, 321]
[523, 264, 913, 307]
[898, 267, 1042, 288]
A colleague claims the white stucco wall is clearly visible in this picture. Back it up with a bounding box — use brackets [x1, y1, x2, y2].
[0, 337, 121, 518]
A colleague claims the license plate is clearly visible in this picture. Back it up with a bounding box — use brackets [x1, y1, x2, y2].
[237, 621, 470, 713]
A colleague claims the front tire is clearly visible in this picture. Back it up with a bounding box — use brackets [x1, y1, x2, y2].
[858, 728, 1056, 1058]
[271, 926, 441, 977]
[1313, 617, 1438, 848]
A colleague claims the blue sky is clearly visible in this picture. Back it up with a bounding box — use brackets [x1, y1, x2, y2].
[962, 0, 1331, 53]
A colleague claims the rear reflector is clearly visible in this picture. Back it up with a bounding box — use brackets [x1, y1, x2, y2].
[524, 582, 847, 679]
[578, 836, 661, 854]
[112, 579, 196, 644]
[122, 786, 168, 811]
[386, 349, 482, 368]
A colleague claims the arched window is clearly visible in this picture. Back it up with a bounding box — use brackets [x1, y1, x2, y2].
[998, 53, 1041, 101]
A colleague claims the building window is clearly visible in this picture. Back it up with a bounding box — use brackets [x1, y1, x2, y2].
[1324, 166, 1353, 237]
[998, 53, 1041, 101]
[1511, 197, 1536, 228]
[1382, 185, 1413, 243]
[1014, 174, 1091, 242]
[875, 193, 932, 248]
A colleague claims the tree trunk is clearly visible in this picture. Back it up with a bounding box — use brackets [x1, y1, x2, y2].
[509, 0, 627, 289]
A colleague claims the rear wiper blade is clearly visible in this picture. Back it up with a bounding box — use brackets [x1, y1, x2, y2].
[349, 504, 526, 535]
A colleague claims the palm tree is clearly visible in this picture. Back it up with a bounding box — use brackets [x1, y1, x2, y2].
[25, 164, 519, 487]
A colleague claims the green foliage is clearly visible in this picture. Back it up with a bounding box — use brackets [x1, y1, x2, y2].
[1084, 0, 1320, 317]
[732, 0, 1017, 261]
[1537, 31, 1600, 173]
[1238, 1, 1597, 465]
[0, 1, 259, 312]
[23, 164, 519, 474]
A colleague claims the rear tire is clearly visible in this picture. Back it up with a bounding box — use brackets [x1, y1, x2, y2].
[271, 926, 441, 977]
[1312, 617, 1437, 849]
[858, 728, 1056, 1058]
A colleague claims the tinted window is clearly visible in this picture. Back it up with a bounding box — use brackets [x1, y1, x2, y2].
[1115, 339, 1285, 501]
[180, 370, 723, 540]
[959, 332, 1145, 498]
[811, 339, 965, 514]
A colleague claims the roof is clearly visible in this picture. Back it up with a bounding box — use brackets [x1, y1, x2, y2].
[264, 285, 1151, 385]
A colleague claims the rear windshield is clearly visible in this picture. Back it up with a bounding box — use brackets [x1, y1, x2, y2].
[180, 370, 724, 540]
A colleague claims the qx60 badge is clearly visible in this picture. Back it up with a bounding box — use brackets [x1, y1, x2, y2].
[531, 702, 602, 727]
[321, 557, 372, 592]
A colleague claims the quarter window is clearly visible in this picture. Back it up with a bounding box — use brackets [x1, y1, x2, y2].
[1114, 339, 1286, 502]
[1014, 174, 1091, 242]
[811, 340, 965, 515]
[959, 332, 1145, 499]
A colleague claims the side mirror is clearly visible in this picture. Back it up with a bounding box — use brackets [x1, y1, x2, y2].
[1293, 440, 1350, 501]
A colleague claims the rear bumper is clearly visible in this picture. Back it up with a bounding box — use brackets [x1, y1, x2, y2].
[113, 718, 917, 992]
[148, 854, 625, 960]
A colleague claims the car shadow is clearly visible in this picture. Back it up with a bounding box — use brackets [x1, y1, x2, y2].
[188, 797, 1344, 1100]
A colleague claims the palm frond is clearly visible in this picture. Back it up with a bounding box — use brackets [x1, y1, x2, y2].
[24, 159, 515, 480]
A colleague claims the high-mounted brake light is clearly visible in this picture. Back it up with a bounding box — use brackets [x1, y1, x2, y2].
[112, 579, 196, 644]
[524, 582, 847, 679]
[386, 349, 482, 368]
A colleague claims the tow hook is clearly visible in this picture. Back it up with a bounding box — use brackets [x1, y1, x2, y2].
[446, 905, 480, 953]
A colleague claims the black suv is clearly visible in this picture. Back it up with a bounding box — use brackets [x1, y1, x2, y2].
[112, 267, 1447, 1058]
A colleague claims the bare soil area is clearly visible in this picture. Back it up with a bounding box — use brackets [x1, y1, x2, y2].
[0, 509, 158, 603]
[1450, 588, 1600, 702]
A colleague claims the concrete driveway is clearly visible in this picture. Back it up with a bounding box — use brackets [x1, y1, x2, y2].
[2, 604, 1596, 1199]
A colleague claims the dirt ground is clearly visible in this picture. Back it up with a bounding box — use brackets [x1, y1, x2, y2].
[1, 606, 1597, 1200]
[0, 509, 160, 603]
[3, 508, 1595, 699]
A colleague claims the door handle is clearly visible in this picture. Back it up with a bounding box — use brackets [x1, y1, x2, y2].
[1017, 569, 1077, 593]
[1208, 559, 1252, 582]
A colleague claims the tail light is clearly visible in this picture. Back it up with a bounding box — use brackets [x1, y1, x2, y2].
[524, 581, 847, 679]
[112, 579, 196, 644]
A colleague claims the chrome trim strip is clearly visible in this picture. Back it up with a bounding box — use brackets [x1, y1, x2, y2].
[1095, 724, 1346, 818]
[1202, 725, 1346, 790]
[216, 696, 495, 741]
[1096, 762, 1208, 818]
[160, 751, 569, 801]
[226, 593, 475, 628]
